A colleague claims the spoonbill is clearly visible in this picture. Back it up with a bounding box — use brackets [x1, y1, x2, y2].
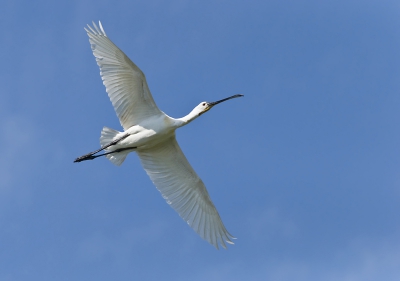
[74, 21, 243, 249]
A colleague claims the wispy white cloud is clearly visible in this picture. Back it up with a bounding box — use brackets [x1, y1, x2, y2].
[0, 113, 65, 216]
[246, 207, 299, 241]
[325, 236, 400, 281]
[192, 235, 400, 281]
[0, 115, 37, 207]
[76, 220, 168, 264]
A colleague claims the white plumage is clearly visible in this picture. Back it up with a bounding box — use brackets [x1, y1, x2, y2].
[76, 21, 243, 249]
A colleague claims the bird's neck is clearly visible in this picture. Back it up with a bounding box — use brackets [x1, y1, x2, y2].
[175, 109, 200, 128]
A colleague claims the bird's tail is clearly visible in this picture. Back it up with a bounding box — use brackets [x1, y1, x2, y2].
[100, 127, 129, 166]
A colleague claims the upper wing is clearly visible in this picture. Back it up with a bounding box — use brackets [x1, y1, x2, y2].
[137, 136, 235, 249]
[85, 21, 163, 130]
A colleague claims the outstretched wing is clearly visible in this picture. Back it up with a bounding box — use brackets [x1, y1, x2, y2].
[137, 136, 235, 249]
[85, 21, 163, 130]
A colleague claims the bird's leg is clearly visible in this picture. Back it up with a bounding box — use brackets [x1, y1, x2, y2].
[74, 146, 137, 162]
[74, 133, 130, 163]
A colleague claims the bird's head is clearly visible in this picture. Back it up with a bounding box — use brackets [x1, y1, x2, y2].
[196, 94, 244, 116]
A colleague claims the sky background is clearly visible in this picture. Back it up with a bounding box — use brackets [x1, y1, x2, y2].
[1, 0, 400, 280]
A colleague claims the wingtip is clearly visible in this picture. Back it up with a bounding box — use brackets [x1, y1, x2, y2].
[92, 21, 101, 34]
[98, 21, 107, 36]
[84, 21, 106, 36]
[85, 23, 96, 34]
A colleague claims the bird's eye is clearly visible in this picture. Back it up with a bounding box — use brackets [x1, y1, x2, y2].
[202, 103, 206, 106]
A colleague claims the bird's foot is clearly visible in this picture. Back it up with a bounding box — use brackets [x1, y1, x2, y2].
[74, 154, 96, 163]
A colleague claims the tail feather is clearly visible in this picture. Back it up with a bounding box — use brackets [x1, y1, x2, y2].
[100, 127, 129, 166]
[100, 127, 120, 146]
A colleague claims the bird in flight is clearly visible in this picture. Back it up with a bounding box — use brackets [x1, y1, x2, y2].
[75, 21, 243, 249]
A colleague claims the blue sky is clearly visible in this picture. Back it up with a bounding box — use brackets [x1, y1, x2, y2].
[1, 0, 400, 280]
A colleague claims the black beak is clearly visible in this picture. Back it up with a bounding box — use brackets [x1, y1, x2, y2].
[208, 94, 244, 106]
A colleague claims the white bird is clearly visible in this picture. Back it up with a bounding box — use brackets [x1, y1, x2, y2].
[75, 21, 243, 249]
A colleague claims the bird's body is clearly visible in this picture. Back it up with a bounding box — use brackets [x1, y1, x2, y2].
[75, 21, 243, 249]
[107, 105, 204, 151]
[109, 115, 174, 151]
